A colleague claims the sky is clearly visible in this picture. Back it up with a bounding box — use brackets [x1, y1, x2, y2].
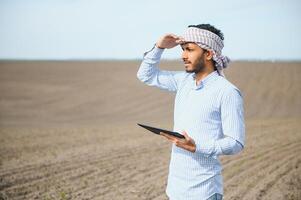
[0, 0, 301, 60]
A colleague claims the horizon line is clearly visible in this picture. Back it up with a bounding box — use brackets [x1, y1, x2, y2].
[1, 58, 301, 63]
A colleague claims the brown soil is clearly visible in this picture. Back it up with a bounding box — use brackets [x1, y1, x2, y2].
[0, 61, 300, 200]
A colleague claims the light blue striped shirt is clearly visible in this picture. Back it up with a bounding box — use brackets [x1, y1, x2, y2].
[137, 46, 245, 200]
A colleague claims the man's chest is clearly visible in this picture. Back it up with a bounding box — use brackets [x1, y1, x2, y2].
[174, 85, 222, 121]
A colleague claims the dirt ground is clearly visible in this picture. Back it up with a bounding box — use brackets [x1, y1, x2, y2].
[0, 60, 300, 200]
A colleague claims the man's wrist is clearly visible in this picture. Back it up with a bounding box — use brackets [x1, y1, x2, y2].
[155, 43, 165, 49]
[143, 44, 164, 60]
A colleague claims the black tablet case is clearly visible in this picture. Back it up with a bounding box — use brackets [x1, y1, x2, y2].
[137, 123, 185, 139]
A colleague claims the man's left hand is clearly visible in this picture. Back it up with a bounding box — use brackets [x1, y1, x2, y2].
[160, 131, 196, 153]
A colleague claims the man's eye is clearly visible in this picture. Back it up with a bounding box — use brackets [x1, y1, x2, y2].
[181, 47, 192, 51]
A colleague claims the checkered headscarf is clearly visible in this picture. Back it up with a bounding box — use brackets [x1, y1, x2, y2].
[182, 27, 230, 77]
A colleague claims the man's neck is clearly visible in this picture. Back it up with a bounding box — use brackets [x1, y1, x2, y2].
[194, 67, 215, 85]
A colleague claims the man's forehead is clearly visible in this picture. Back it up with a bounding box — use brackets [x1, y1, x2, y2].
[180, 42, 198, 48]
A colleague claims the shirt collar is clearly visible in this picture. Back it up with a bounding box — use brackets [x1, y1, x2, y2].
[191, 70, 220, 90]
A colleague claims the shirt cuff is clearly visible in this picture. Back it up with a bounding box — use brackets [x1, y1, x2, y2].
[216, 137, 243, 155]
[195, 138, 215, 157]
[143, 44, 164, 60]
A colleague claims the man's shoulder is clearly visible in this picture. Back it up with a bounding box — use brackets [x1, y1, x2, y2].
[172, 71, 193, 82]
[215, 76, 243, 97]
[174, 71, 192, 77]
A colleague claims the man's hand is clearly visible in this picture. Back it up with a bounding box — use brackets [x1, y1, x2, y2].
[160, 131, 196, 153]
[156, 34, 185, 49]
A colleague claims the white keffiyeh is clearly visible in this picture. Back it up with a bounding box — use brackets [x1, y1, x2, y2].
[182, 27, 230, 77]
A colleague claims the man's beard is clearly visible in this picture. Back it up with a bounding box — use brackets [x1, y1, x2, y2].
[185, 56, 205, 74]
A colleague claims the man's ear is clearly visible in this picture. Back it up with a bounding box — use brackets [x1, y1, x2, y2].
[205, 50, 214, 60]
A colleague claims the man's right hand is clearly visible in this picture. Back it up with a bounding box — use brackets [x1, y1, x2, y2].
[156, 34, 185, 49]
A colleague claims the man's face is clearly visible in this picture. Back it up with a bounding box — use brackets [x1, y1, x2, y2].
[181, 42, 206, 74]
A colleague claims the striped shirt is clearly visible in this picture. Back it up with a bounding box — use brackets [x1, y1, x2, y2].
[137, 45, 245, 200]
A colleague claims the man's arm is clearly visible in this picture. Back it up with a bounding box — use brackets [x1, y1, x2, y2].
[194, 87, 245, 158]
[162, 87, 245, 157]
[194, 136, 244, 159]
[137, 34, 185, 92]
[161, 132, 243, 157]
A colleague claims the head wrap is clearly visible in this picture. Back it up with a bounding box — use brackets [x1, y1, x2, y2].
[182, 27, 230, 77]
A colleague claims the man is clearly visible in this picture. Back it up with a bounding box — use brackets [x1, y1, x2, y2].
[137, 24, 245, 200]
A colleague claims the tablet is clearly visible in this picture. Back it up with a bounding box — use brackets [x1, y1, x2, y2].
[137, 123, 185, 139]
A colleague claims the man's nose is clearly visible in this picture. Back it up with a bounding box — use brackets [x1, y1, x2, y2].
[182, 51, 188, 60]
